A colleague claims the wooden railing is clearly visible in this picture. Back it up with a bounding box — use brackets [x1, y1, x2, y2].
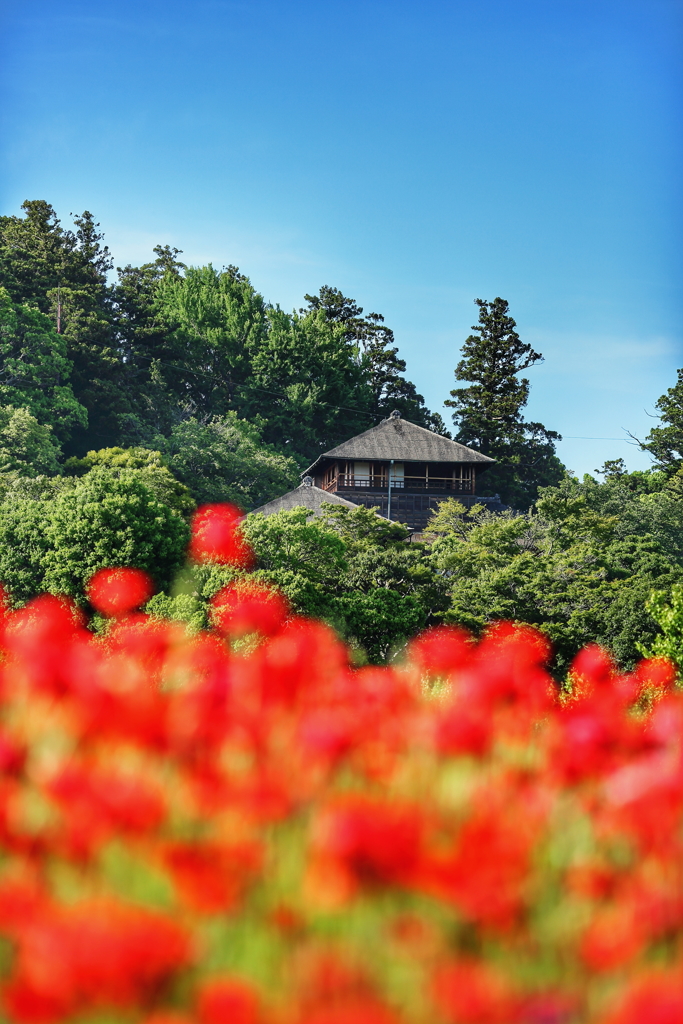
[323, 475, 474, 493]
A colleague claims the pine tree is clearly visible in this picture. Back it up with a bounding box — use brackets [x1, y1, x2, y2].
[302, 287, 450, 434]
[445, 297, 564, 507]
[0, 201, 127, 455]
[642, 368, 683, 473]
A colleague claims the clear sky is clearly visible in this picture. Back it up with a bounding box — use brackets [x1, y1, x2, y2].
[1, 0, 681, 475]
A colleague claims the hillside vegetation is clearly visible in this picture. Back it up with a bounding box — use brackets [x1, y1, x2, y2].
[1, 200, 682, 672]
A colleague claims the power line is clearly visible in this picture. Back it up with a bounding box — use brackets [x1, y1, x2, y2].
[129, 355, 644, 442]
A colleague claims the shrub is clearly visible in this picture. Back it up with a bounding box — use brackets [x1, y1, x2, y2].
[0, 495, 52, 601]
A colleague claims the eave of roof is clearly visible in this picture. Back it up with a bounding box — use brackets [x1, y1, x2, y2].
[303, 415, 495, 476]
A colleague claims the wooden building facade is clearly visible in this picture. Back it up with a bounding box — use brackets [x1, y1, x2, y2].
[298, 410, 499, 532]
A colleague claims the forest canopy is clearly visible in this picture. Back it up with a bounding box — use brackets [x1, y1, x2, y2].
[0, 201, 450, 474]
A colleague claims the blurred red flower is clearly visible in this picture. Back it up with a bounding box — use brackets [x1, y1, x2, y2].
[0, 561, 677, 1023]
[188, 504, 253, 566]
[87, 567, 154, 616]
[211, 581, 289, 638]
[197, 977, 260, 1024]
[433, 959, 521, 1024]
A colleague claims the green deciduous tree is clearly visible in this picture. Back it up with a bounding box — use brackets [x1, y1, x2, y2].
[42, 468, 189, 600]
[156, 414, 299, 510]
[153, 263, 269, 420]
[638, 583, 683, 678]
[335, 589, 425, 664]
[243, 508, 348, 588]
[63, 447, 195, 517]
[445, 298, 564, 507]
[0, 497, 53, 604]
[0, 406, 62, 475]
[246, 306, 373, 461]
[429, 469, 683, 674]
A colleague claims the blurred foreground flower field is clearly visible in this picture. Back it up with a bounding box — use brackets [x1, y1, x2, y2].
[0, 506, 679, 1024]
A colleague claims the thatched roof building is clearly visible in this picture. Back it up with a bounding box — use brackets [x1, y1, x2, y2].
[253, 411, 504, 532]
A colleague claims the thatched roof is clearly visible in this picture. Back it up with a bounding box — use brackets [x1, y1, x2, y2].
[304, 412, 495, 475]
[251, 479, 362, 517]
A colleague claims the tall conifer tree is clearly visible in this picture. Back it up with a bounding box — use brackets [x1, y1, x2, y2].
[445, 297, 564, 507]
[642, 368, 683, 473]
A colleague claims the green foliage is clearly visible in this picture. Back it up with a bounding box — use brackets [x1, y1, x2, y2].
[638, 584, 683, 678]
[0, 201, 126, 455]
[302, 286, 450, 434]
[0, 474, 73, 504]
[642, 367, 683, 474]
[156, 414, 299, 510]
[319, 504, 448, 655]
[445, 297, 564, 507]
[0, 288, 87, 442]
[144, 560, 240, 633]
[64, 447, 195, 516]
[41, 468, 189, 600]
[240, 505, 447, 662]
[425, 497, 486, 538]
[539, 469, 683, 561]
[145, 591, 209, 634]
[0, 497, 53, 604]
[319, 502, 410, 547]
[334, 588, 425, 663]
[112, 246, 188, 440]
[431, 470, 683, 673]
[242, 509, 347, 617]
[0, 475, 77, 603]
[152, 264, 269, 420]
[0, 201, 112, 312]
[245, 306, 372, 461]
[0, 406, 62, 475]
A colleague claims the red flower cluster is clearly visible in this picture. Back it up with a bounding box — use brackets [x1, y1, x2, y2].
[0, 518, 678, 1024]
[88, 568, 155, 616]
[188, 504, 253, 567]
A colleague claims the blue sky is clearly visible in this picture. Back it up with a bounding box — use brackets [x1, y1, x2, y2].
[1, 0, 681, 475]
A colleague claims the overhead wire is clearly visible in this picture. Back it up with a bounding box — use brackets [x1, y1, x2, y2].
[129, 354, 638, 443]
